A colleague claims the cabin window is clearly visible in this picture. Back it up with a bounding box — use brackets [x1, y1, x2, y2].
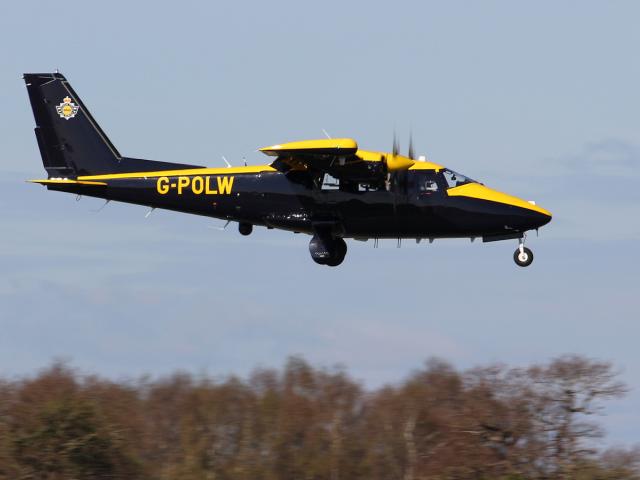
[321, 173, 340, 190]
[420, 178, 438, 193]
[413, 172, 441, 195]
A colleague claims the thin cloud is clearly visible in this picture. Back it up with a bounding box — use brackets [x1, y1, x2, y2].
[555, 138, 640, 177]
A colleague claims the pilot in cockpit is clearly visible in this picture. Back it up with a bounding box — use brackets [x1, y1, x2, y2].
[418, 173, 440, 195]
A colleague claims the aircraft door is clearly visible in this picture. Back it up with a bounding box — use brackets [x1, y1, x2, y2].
[390, 170, 408, 201]
[396, 170, 444, 236]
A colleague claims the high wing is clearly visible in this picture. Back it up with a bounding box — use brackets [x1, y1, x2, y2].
[260, 138, 382, 183]
[260, 138, 443, 184]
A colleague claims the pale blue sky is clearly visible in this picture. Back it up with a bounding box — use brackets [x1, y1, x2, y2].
[1, 1, 639, 445]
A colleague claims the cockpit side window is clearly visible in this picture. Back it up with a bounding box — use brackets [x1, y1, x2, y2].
[443, 169, 476, 188]
[414, 171, 442, 196]
[419, 176, 439, 194]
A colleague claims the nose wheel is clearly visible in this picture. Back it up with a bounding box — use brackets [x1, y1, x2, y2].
[513, 237, 534, 267]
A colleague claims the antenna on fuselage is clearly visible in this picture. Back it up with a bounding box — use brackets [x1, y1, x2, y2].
[91, 199, 110, 213]
[322, 129, 332, 139]
[222, 156, 232, 168]
[207, 220, 232, 231]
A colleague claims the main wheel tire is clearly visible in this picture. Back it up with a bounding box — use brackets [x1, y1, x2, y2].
[513, 246, 534, 267]
[325, 238, 347, 267]
[309, 235, 330, 265]
[309, 236, 347, 266]
[239, 222, 253, 236]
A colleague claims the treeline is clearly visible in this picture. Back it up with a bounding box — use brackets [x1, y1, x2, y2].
[0, 356, 638, 480]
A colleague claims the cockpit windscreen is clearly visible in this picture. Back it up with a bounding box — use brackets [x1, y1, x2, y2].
[442, 169, 477, 188]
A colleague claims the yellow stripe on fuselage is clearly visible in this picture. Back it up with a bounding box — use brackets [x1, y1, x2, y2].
[447, 183, 552, 217]
[77, 165, 276, 181]
[28, 179, 108, 186]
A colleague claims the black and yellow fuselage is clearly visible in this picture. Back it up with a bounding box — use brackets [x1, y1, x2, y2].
[24, 72, 551, 267]
[35, 162, 551, 240]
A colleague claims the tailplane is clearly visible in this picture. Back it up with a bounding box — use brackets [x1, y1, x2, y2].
[23, 72, 201, 177]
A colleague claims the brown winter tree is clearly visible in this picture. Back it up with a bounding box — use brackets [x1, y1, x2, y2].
[0, 356, 636, 480]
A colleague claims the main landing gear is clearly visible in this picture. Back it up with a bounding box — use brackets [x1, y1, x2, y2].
[309, 234, 347, 267]
[238, 222, 253, 236]
[513, 236, 534, 267]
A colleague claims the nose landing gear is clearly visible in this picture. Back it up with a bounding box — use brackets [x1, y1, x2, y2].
[513, 236, 534, 267]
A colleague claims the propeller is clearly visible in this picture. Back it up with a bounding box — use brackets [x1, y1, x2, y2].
[386, 131, 416, 171]
[391, 131, 415, 159]
[408, 131, 415, 160]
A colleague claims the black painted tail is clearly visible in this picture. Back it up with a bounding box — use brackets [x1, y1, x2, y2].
[23, 72, 201, 177]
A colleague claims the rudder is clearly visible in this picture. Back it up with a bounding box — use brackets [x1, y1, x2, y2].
[24, 72, 123, 177]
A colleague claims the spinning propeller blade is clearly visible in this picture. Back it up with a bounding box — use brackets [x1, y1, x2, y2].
[408, 131, 415, 160]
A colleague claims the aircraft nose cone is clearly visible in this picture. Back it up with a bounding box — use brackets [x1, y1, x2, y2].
[446, 183, 552, 231]
[494, 200, 552, 231]
[521, 207, 552, 229]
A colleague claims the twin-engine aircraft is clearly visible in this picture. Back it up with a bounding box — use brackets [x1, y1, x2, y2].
[24, 72, 551, 267]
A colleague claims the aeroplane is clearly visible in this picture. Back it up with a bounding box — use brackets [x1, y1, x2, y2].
[23, 72, 551, 267]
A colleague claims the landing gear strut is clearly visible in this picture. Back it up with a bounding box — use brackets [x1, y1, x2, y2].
[309, 235, 347, 267]
[513, 236, 534, 267]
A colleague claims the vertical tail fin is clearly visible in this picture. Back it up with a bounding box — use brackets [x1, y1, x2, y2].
[23, 72, 201, 177]
[23, 72, 123, 177]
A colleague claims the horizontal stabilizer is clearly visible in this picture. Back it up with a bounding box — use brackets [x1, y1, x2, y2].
[28, 178, 107, 186]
